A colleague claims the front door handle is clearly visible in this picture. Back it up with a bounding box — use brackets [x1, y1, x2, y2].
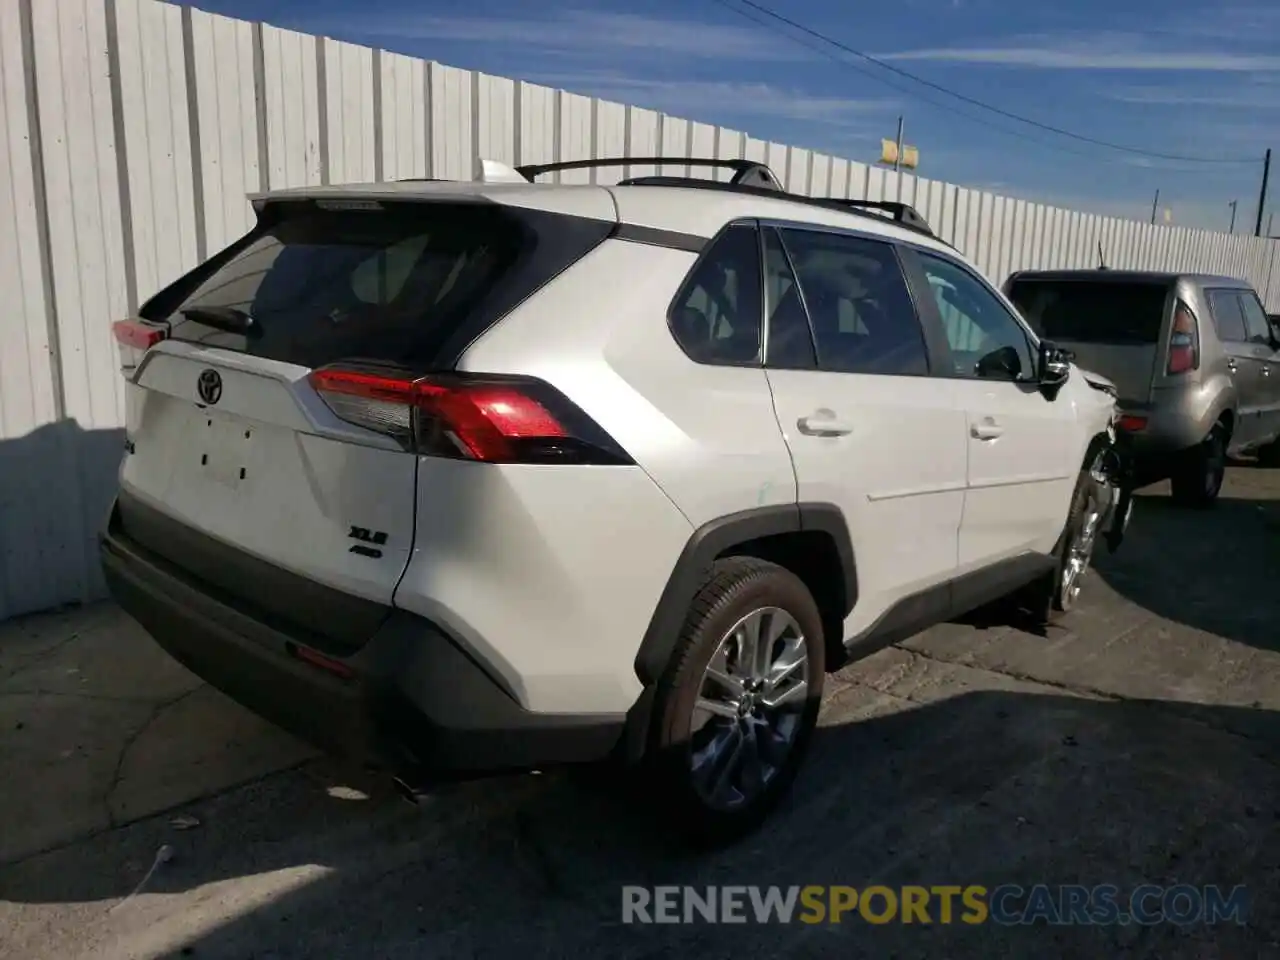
[971, 420, 1004, 440]
[797, 414, 854, 437]
[1227, 358, 1238, 372]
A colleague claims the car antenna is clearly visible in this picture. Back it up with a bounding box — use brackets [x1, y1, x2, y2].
[1097, 240, 1108, 270]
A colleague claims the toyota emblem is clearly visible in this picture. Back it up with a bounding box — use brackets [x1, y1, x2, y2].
[197, 368, 223, 405]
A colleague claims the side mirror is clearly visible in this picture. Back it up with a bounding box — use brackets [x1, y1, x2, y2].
[975, 345, 1023, 380]
[1038, 339, 1072, 392]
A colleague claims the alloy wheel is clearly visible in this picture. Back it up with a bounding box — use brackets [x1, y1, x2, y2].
[1060, 485, 1104, 611]
[688, 606, 810, 811]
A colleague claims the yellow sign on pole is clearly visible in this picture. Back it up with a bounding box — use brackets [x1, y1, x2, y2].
[879, 139, 919, 170]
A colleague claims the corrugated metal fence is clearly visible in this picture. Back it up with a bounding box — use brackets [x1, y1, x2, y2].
[3, 0, 1280, 620]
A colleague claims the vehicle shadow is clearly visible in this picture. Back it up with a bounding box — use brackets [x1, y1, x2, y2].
[1086, 478, 1280, 655]
[0, 419, 124, 621]
[2, 690, 1278, 958]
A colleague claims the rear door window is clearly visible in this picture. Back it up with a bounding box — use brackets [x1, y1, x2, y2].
[1239, 291, 1274, 345]
[1207, 289, 1249, 343]
[775, 228, 928, 376]
[153, 203, 526, 370]
[1007, 279, 1170, 344]
[762, 227, 817, 369]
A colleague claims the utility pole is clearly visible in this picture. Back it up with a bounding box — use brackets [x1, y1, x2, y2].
[876, 118, 917, 198]
[1255, 148, 1271, 237]
[1229, 200, 1238, 234]
[1150, 189, 1160, 225]
[893, 115, 905, 200]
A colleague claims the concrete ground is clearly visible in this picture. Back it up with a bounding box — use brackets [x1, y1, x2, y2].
[1, 468, 1279, 959]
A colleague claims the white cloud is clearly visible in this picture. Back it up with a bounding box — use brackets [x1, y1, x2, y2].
[523, 72, 897, 127]
[1108, 85, 1280, 109]
[326, 10, 806, 62]
[876, 31, 1280, 71]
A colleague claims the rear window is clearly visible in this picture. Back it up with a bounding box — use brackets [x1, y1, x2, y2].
[153, 202, 527, 369]
[1007, 278, 1170, 345]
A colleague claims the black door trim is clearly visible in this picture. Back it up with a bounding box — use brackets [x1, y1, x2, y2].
[838, 551, 1054, 662]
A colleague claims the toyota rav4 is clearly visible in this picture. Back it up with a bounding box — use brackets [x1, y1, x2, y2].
[101, 157, 1130, 845]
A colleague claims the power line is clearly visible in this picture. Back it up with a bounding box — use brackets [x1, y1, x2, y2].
[710, 0, 1151, 167]
[711, 0, 1259, 165]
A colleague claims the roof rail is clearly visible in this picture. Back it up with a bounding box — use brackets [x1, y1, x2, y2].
[816, 199, 933, 234]
[515, 157, 784, 191]
[514, 156, 942, 242]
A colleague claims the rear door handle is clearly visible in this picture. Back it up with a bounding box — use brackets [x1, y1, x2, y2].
[797, 415, 854, 437]
[971, 421, 1004, 440]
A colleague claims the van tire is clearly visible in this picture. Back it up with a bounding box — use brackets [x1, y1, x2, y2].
[1170, 424, 1226, 508]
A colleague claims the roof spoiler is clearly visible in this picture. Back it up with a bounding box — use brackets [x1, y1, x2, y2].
[473, 157, 529, 184]
[515, 156, 784, 191]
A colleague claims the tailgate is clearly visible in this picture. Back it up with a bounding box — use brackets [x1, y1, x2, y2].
[119, 345, 417, 653]
[1006, 276, 1172, 404]
[1044, 341, 1158, 405]
[113, 195, 615, 653]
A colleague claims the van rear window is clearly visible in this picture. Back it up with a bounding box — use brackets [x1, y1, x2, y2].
[148, 202, 534, 369]
[1007, 279, 1170, 345]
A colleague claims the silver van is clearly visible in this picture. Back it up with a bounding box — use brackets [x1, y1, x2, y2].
[1005, 270, 1280, 507]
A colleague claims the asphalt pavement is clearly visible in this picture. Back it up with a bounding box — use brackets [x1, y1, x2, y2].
[1, 468, 1279, 959]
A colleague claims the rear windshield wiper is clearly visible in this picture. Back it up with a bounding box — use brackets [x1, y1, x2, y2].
[180, 305, 261, 338]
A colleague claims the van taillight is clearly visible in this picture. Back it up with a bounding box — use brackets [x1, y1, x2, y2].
[307, 365, 633, 465]
[1167, 301, 1199, 375]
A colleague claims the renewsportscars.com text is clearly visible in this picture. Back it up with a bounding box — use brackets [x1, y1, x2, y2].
[621, 884, 1249, 926]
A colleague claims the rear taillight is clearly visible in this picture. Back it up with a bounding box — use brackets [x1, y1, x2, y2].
[307, 364, 633, 465]
[1166, 301, 1199, 375]
[1116, 414, 1148, 433]
[112, 318, 168, 349]
[113, 318, 170, 374]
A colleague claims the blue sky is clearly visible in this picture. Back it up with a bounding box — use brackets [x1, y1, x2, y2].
[193, 0, 1277, 232]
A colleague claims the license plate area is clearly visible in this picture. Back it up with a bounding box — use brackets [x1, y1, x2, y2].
[198, 412, 255, 490]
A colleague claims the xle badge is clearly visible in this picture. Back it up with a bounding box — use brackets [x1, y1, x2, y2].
[348, 525, 388, 559]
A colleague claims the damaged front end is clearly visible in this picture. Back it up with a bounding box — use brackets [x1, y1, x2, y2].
[1091, 421, 1136, 554]
[1078, 369, 1135, 555]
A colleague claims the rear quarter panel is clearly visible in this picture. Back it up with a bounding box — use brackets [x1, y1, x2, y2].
[1159, 281, 1238, 449]
[457, 238, 800, 526]
[417, 237, 800, 714]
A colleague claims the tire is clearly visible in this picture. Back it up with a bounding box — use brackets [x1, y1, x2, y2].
[1022, 460, 1108, 624]
[1169, 424, 1226, 508]
[645, 557, 825, 847]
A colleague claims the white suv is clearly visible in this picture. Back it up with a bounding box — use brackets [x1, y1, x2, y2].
[101, 157, 1129, 844]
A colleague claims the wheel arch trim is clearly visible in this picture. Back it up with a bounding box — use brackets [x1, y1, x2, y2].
[631, 502, 857, 687]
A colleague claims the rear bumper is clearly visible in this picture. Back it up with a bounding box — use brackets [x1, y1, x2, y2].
[99, 501, 627, 783]
[1115, 389, 1224, 476]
